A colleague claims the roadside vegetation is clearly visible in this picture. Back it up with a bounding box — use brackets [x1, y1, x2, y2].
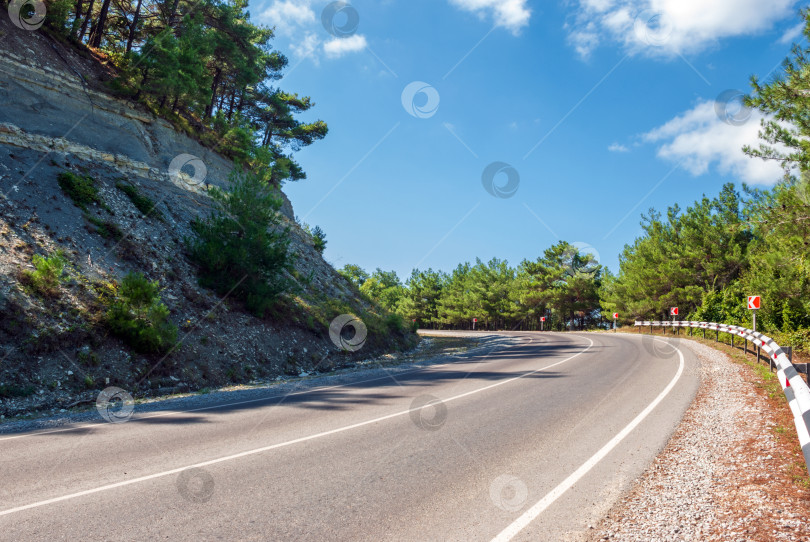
[30, 0, 327, 186]
[19, 251, 68, 298]
[339, 241, 603, 332]
[116, 181, 161, 219]
[105, 272, 178, 355]
[186, 166, 293, 318]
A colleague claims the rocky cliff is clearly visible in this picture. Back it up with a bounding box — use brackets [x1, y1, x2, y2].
[0, 17, 415, 417]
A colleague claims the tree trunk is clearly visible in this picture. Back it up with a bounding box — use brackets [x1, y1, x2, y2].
[169, 0, 181, 33]
[227, 91, 236, 120]
[72, 0, 84, 40]
[78, 0, 95, 41]
[89, 0, 113, 47]
[125, 0, 144, 54]
[236, 86, 246, 113]
[205, 67, 222, 119]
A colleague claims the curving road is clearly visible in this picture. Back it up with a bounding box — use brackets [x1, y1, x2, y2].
[0, 331, 699, 541]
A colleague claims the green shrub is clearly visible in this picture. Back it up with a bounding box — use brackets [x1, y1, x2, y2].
[311, 225, 327, 254]
[384, 313, 406, 334]
[106, 272, 178, 355]
[0, 384, 35, 398]
[44, 0, 74, 35]
[57, 171, 105, 211]
[87, 216, 124, 241]
[21, 251, 68, 298]
[116, 182, 161, 218]
[187, 167, 293, 317]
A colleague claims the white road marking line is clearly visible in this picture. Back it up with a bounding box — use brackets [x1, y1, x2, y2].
[0, 337, 593, 517]
[0, 337, 525, 442]
[490, 337, 685, 542]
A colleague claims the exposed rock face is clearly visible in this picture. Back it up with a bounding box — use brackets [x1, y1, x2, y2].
[0, 19, 414, 417]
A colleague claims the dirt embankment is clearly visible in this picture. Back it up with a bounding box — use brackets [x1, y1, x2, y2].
[0, 18, 416, 419]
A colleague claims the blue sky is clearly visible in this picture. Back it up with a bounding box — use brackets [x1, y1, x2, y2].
[255, 0, 804, 280]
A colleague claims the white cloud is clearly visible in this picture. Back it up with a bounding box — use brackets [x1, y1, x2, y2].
[259, 0, 315, 35]
[259, 1, 367, 61]
[643, 100, 787, 185]
[323, 34, 368, 57]
[609, 142, 629, 152]
[291, 32, 321, 60]
[449, 0, 531, 34]
[779, 21, 805, 44]
[567, 0, 798, 58]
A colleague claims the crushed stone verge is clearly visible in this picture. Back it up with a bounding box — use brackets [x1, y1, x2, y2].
[591, 339, 810, 541]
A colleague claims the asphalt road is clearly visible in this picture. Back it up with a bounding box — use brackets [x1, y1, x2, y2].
[0, 331, 700, 541]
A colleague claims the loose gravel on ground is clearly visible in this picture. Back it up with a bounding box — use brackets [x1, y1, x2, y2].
[591, 339, 810, 542]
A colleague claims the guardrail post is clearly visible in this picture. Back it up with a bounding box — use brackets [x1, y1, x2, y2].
[731, 334, 734, 349]
[744, 337, 747, 356]
[702, 327, 705, 339]
[715, 329, 719, 342]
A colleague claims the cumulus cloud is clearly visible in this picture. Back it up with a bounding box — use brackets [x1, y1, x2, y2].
[643, 100, 787, 185]
[448, 0, 531, 34]
[258, 1, 367, 61]
[323, 34, 368, 57]
[566, 0, 797, 58]
[608, 142, 629, 152]
[259, 0, 315, 35]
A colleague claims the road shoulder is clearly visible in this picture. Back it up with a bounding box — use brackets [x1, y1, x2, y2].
[590, 337, 810, 541]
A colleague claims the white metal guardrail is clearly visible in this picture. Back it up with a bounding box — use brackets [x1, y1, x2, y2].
[635, 320, 810, 476]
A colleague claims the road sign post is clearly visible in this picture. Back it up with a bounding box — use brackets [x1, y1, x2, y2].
[540, 316, 545, 331]
[473, 317, 477, 331]
[612, 312, 618, 332]
[748, 296, 760, 332]
[670, 307, 678, 334]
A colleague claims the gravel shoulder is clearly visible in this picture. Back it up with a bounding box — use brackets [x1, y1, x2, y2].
[591, 336, 810, 541]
